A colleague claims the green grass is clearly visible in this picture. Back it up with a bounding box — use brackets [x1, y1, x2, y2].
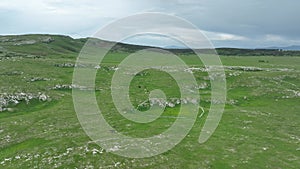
[0, 35, 299, 168]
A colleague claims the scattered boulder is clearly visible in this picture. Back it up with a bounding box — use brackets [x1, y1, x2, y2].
[184, 67, 208, 73]
[54, 63, 75, 68]
[28, 77, 50, 82]
[228, 72, 241, 77]
[136, 71, 148, 76]
[149, 97, 199, 108]
[226, 66, 263, 72]
[94, 65, 101, 69]
[53, 84, 74, 90]
[39, 94, 48, 101]
[195, 82, 208, 89]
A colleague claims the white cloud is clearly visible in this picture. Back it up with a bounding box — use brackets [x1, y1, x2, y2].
[203, 31, 247, 41]
[0, 0, 153, 37]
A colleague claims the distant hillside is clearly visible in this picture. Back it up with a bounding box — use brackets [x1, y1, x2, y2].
[0, 34, 300, 57]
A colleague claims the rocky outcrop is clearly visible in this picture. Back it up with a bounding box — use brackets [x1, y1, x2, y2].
[41, 37, 54, 43]
[0, 36, 54, 45]
[0, 92, 50, 112]
[52, 84, 92, 90]
[14, 40, 37, 46]
[0, 71, 24, 76]
[136, 97, 199, 110]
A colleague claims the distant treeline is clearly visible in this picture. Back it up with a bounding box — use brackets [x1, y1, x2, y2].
[162, 48, 300, 56]
[215, 48, 300, 56]
[111, 42, 300, 56]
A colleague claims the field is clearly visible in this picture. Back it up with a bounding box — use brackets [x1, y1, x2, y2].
[0, 35, 299, 168]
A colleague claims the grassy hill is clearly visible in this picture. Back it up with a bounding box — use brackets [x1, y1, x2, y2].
[0, 34, 86, 56]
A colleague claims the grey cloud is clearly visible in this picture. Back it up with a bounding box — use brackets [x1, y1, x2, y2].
[0, 0, 299, 48]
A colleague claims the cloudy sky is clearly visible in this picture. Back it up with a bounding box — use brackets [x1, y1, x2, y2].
[0, 0, 299, 48]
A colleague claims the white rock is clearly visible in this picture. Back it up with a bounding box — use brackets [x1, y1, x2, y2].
[39, 94, 48, 101]
[167, 102, 175, 108]
[94, 65, 101, 69]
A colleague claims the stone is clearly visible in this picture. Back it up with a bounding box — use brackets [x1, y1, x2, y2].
[39, 94, 48, 101]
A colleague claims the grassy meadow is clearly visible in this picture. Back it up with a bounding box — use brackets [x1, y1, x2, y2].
[0, 35, 299, 168]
